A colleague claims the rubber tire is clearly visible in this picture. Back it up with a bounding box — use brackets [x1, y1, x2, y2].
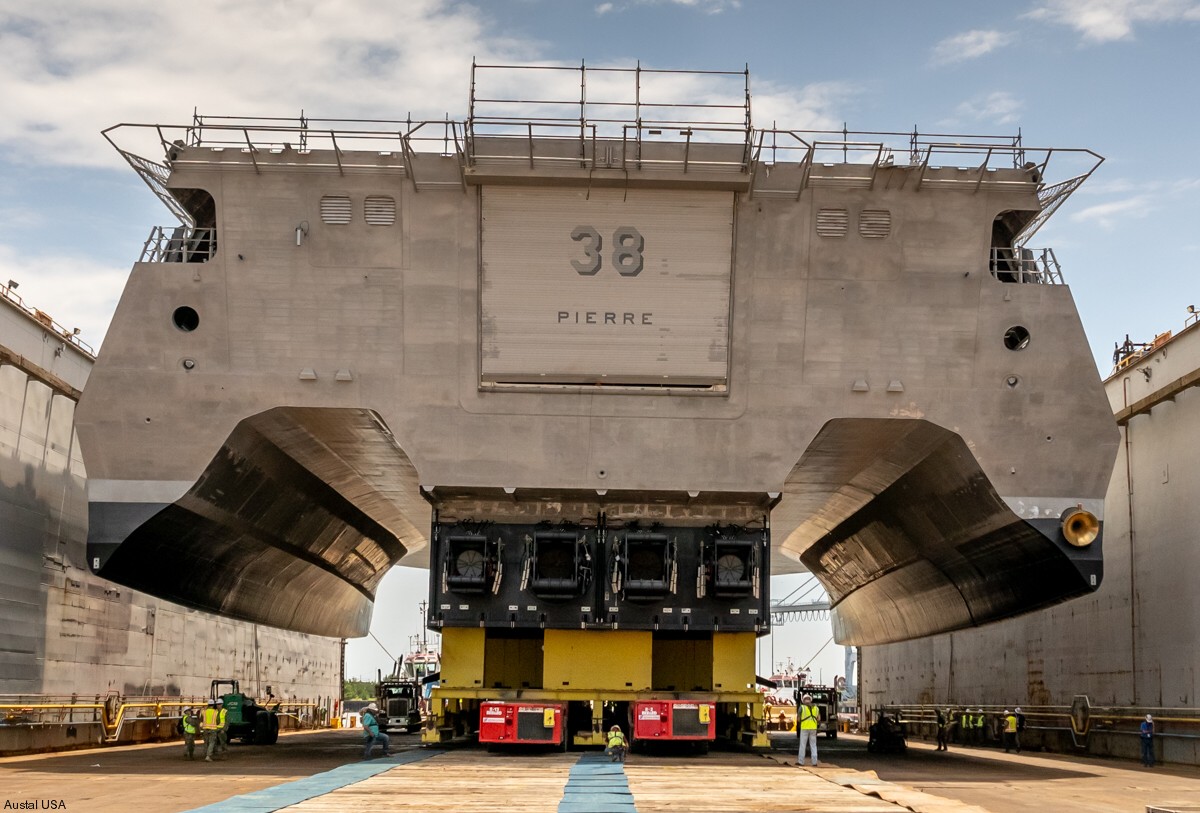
[253, 710, 272, 744]
[264, 712, 280, 744]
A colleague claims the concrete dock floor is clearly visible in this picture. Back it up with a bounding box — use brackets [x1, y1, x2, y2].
[1, 729, 1197, 812]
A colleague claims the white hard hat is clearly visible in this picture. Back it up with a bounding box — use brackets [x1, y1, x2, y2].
[801, 694, 812, 703]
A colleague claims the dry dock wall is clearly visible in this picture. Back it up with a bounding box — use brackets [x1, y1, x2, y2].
[0, 294, 342, 740]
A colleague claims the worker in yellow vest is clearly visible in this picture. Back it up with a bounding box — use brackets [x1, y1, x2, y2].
[180, 706, 200, 760]
[201, 699, 222, 762]
[606, 724, 628, 763]
[1002, 709, 1019, 753]
[797, 694, 821, 767]
[215, 698, 229, 756]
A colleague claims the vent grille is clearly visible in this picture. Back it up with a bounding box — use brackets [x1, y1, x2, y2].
[816, 208, 848, 238]
[516, 709, 554, 741]
[320, 195, 352, 225]
[859, 209, 892, 238]
[671, 706, 708, 737]
[364, 195, 396, 226]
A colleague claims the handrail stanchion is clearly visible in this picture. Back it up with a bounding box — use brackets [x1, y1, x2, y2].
[243, 128, 260, 175]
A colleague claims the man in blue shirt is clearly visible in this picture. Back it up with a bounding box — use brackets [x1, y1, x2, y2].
[1140, 714, 1155, 767]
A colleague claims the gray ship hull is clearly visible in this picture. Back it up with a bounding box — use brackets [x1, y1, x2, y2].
[79, 66, 1118, 646]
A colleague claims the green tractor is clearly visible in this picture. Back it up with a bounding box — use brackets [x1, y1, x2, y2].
[210, 679, 280, 745]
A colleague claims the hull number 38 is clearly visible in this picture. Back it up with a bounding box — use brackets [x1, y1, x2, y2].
[570, 226, 645, 276]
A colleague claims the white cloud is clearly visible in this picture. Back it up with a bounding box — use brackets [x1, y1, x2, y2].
[752, 80, 857, 134]
[951, 91, 1023, 125]
[1024, 0, 1200, 43]
[930, 30, 1015, 65]
[586, 0, 741, 14]
[0, 0, 540, 168]
[0, 244, 128, 350]
[667, 0, 742, 12]
[1080, 177, 1200, 197]
[1068, 195, 1153, 228]
[1068, 177, 1199, 232]
[1077, 178, 1141, 196]
[0, 0, 764, 169]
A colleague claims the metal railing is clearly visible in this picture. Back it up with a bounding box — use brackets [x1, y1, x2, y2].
[466, 120, 754, 176]
[875, 701, 1200, 748]
[99, 66, 1103, 240]
[0, 693, 332, 743]
[749, 126, 1102, 203]
[140, 226, 217, 263]
[0, 283, 95, 356]
[770, 574, 831, 623]
[989, 246, 1064, 284]
[467, 61, 752, 148]
[101, 116, 468, 222]
[186, 113, 465, 158]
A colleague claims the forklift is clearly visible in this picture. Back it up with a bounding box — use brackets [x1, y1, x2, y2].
[210, 679, 280, 745]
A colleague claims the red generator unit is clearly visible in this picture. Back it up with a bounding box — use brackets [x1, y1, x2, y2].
[478, 701, 565, 746]
[632, 700, 716, 743]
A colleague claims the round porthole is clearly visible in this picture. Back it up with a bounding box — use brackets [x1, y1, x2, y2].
[1003, 325, 1030, 351]
[172, 306, 200, 332]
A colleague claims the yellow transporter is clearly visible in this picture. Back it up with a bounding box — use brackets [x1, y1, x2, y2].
[426, 627, 769, 748]
[420, 480, 776, 749]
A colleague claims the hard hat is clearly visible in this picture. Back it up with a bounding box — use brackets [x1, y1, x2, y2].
[802, 694, 812, 703]
[1146, 714, 1153, 721]
[1015, 707, 1022, 713]
[215, 698, 224, 705]
[207, 699, 217, 706]
[610, 725, 621, 731]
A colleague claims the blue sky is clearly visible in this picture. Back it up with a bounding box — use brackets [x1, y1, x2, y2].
[3, 0, 1197, 682]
